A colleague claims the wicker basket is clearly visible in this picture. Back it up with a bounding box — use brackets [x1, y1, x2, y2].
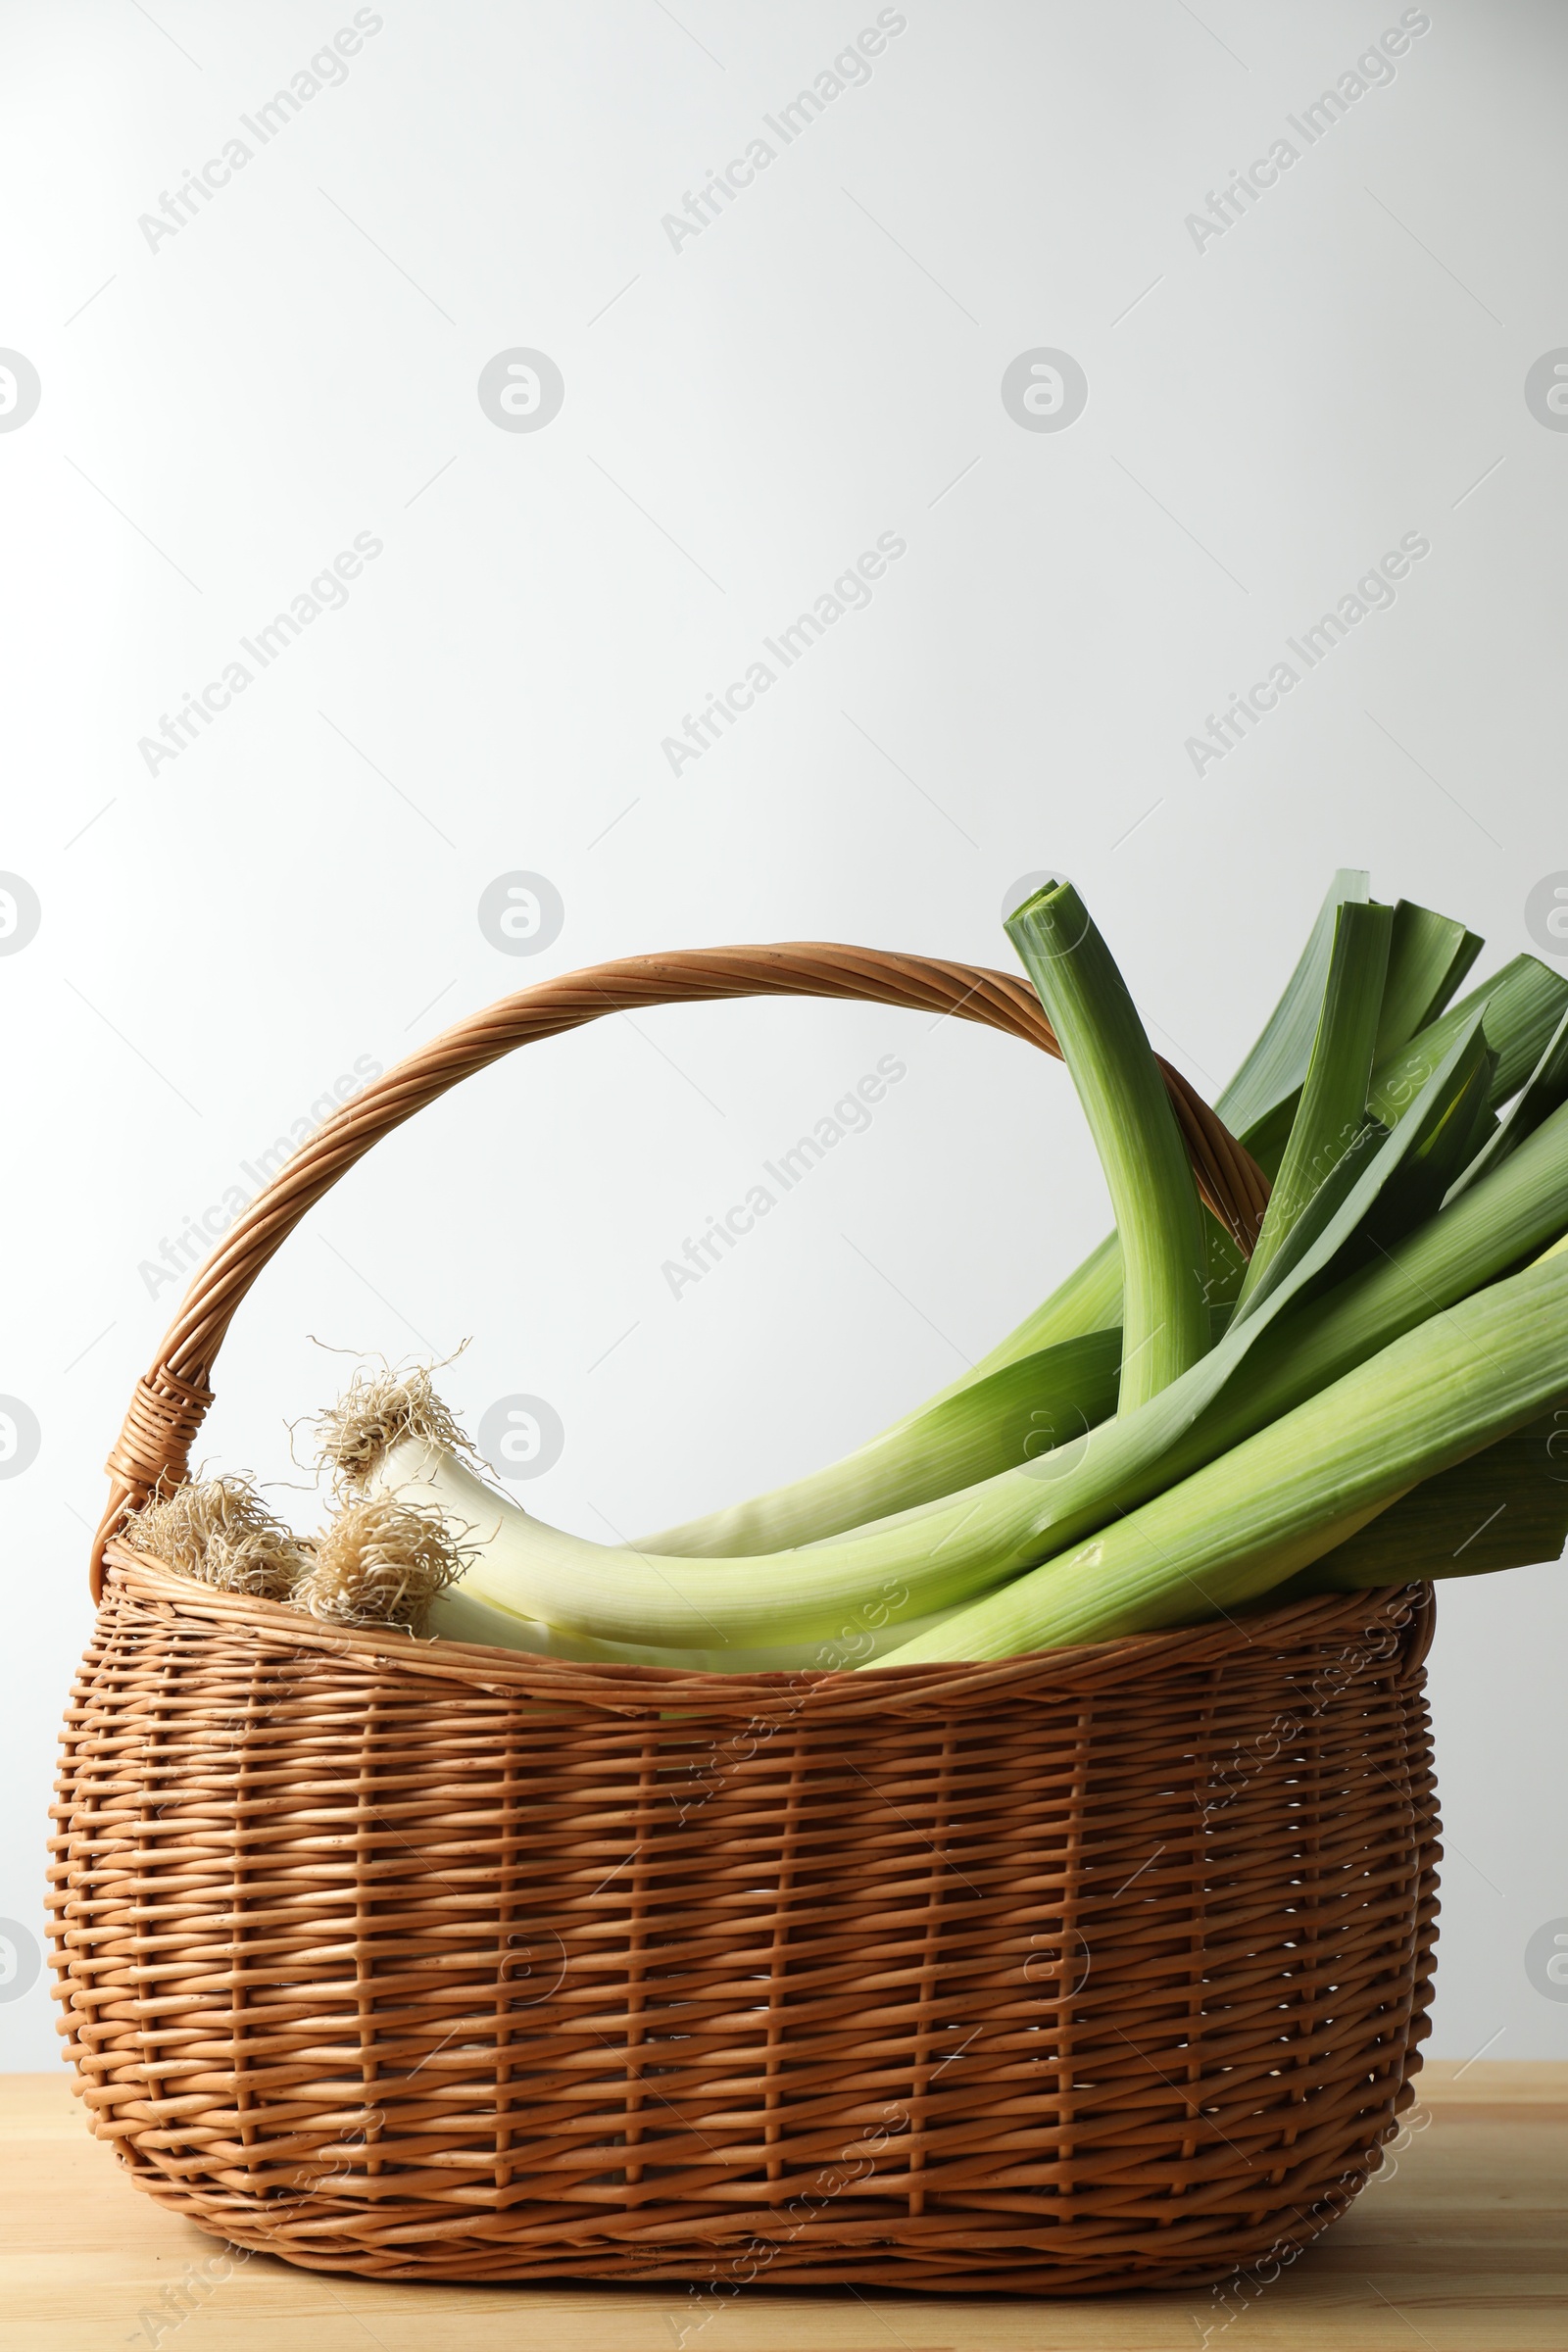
[48, 944, 1440, 2294]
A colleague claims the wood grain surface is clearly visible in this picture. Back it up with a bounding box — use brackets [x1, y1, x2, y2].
[4, 2062, 1563, 2350]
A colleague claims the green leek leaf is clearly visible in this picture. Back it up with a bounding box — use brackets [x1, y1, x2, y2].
[1446, 1004, 1568, 1204]
[1369, 955, 1568, 1126]
[872, 1250, 1568, 1664]
[1005, 878, 1208, 1413]
[1236, 902, 1392, 1308]
[1375, 901, 1484, 1061]
[1216, 868, 1371, 1140]
[1277, 1406, 1568, 1593]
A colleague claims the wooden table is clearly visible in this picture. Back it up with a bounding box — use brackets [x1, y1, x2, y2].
[4, 2063, 1563, 2349]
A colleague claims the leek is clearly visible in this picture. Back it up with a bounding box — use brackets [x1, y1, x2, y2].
[369, 1435, 1000, 1650]
[1004, 878, 1208, 1412]
[1236, 902, 1391, 1308]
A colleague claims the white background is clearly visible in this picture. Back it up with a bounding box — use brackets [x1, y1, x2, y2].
[1, 0, 1564, 2069]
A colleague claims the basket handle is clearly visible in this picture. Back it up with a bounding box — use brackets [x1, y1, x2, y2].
[91, 942, 1268, 1596]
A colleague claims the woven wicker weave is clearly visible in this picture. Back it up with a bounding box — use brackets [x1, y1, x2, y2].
[48, 943, 1438, 2294]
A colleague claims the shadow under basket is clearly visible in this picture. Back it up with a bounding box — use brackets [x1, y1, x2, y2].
[50, 1556, 1439, 2294]
[47, 943, 1438, 2293]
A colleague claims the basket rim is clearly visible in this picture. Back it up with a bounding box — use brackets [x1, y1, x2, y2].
[99, 1544, 1435, 1717]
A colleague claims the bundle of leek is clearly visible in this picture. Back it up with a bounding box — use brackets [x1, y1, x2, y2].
[274, 870, 1568, 1665]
